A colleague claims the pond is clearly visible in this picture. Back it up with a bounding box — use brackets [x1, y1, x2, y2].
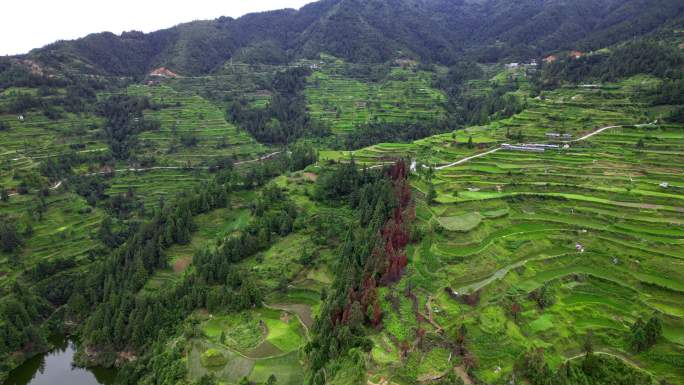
[4, 338, 117, 385]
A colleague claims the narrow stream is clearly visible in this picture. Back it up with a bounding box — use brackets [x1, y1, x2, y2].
[4, 337, 117, 385]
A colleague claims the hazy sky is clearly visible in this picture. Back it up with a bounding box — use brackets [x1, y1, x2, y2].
[0, 0, 315, 56]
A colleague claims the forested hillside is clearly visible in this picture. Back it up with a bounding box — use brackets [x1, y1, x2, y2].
[1, 1, 683, 385]
[11, 0, 684, 76]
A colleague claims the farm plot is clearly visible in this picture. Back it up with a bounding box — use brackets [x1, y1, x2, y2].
[305, 62, 447, 134]
[179, 172, 337, 384]
[0, 191, 105, 287]
[104, 84, 266, 165]
[321, 76, 652, 168]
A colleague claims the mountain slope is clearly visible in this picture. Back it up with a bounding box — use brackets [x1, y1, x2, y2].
[17, 0, 684, 76]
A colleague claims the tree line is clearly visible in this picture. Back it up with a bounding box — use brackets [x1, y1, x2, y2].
[539, 40, 683, 87]
[227, 67, 329, 144]
[436, 61, 526, 127]
[306, 160, 413, 385]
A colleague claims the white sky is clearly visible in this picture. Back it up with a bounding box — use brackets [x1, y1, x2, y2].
[0, 0, 316, 56]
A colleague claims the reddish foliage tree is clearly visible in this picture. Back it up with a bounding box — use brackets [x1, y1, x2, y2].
[341, 303, 351, 324]
[387, 160, 407, 181]
[417, 328, 426, 349]
[463, 351, 478, 370]
[510, 302, 522, 321]
[371, 301, 382, 328]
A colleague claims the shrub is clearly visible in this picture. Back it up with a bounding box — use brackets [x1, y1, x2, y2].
[200, 348, 228, 368]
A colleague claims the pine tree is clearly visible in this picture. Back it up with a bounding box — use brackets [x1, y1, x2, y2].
[0, 219, 23, 253]
[132, 256, 148, 291]
[583, 330, 594, 356]
[632, 326, 647, 352]
[644, 316, 662, 347]
[427, 182, 437, 205]
[636, 138, 645, 150]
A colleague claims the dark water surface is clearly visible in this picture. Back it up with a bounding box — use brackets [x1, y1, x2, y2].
[4, 338, 117, 385]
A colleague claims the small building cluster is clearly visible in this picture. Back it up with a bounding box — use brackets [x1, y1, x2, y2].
[149, 67, 179, 78]
[545, 132, 574, 139]
[395, 58, 418, 68]
[544, 51, 585, 64]
[501, 143, 560, 152]
[506, 59, 538, 70]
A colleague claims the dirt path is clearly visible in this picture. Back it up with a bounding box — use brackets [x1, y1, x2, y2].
[10, 147, 108, 162]
[92, 151, 283, 175]
[564, 351, 652, 377]
[452, 252, 572, 294]
[8, 180, 62, 197]
[454, 366, 474, 385]
[567, 125, 621, 142]
[234, 151, 282, 165]
[5, 151, 282, 198]
[434, 147, 502, 170]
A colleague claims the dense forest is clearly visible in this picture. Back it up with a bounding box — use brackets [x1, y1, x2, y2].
[306, 161, 413, 384]
[539, 41, 684, 86]
[227, 67, 329, 144]
[7, 0, 683, 76]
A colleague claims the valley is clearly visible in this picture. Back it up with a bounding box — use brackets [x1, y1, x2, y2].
[0, 2, 683, 385]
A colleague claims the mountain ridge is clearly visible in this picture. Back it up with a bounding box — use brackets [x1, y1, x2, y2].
[14, 0, 684, 76]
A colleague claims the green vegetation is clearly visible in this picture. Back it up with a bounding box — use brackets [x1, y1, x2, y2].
[0, 4, 683, 385]
[200, 348, 228, 368]
[335, 72, 684, 384]
[305, 59, 447, 135]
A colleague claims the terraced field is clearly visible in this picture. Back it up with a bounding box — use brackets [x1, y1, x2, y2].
[321, 75, 659, 166]
[143, 171, 337, 385]
[111, 84, 266, 165]
[186, 237, 330, 385]
[0, 189, 104, 285]
[0, 89, 106, 190]
[163, 62, 281, 108]
[415, 126, 683, 383]
[188, 306, 308, 385]
[0, 83, 268, 293]
[348, 77, 684, 384]
[305, 60, 447, 134]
